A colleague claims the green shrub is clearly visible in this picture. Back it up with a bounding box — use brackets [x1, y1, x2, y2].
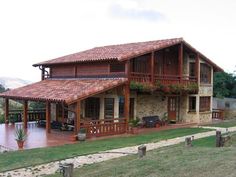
[0, 114, 5, 124]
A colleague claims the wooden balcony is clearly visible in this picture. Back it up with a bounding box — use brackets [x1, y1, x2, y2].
[130, 72, 197, 86]
[154, 75, 197, 86]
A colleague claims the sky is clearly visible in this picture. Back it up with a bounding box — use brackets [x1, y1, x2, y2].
[0, 0, 236, 82]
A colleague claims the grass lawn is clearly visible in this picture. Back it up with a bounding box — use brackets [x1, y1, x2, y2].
[0, 127, 209, 172]
[205, 119, 236, 128]
[48, 134, 236, 177]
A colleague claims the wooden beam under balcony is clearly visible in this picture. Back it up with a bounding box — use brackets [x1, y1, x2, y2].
[178, 43, 183, 82]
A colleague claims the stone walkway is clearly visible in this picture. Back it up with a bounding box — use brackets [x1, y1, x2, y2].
[1, 126, 236, 177]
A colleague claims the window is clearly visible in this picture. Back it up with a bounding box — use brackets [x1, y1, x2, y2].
[200, 63, 211, 84]
[85, 97, 100, 119]
[110, 63, 125, 72]
[200, 97, 211, 112]
[131, 55, 150, 73]
[104, 98, 114, 119]
[189, 63, 195, 77]
[189, 96, 196, 112]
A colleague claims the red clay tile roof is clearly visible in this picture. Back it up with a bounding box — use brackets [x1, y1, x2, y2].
[33, 37, 223, 72]
[0, 78, 127, 104]
[34, 38, 183, 66]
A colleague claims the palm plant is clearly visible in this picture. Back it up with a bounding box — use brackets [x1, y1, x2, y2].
[15, 128, 27, 141]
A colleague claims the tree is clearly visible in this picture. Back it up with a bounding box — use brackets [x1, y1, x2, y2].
[213, 72, 236, 98]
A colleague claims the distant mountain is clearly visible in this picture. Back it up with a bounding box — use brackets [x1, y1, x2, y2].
[0, 77, 32, 89]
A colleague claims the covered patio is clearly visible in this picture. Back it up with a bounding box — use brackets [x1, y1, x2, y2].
[0, 78, 130, 149]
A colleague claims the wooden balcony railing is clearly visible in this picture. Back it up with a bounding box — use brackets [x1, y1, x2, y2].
[130, 72, 151, 83]
[212, 109, 224, 120]
[8, 109, 46, 123]
[155, 75, 197, 86]
[130, 72, 197, 86]
[80, 118, 126, 137]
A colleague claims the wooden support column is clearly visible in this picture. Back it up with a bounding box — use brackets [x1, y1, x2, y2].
[125, 60, 131, 78]
[55, 103, 59, 122]
[74, 100, 81, 136]
[41, 67, 45, 80]
[46, 101, 51, 133]
[195, 53, 200, 83]
[178, 43, 183, 82]
[151, 51, 155, 84]
[124, 83, 130, 131]
[62, 103, 65, 123]
[4, 98, 9, 124]
[23, 100, 28, 129]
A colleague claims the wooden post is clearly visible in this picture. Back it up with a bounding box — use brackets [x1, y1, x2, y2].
[4, 98, 9, 124]
[41, 67, 45, 80]
[125, 60, 131, 78]
[74, 101, 81, 136]
[62, 103, 65, 124]
[178, 43, 183, 82]
[124, 83, 130, 131]
[151, 51, 155, 84]
[46, 101, 51, 133]
[23, 100, 28, 129]
[185, 137, 192, 147]
[55, 103, 59, 122]
[216, 130, 221, 147]
[195, 53, 200, 83]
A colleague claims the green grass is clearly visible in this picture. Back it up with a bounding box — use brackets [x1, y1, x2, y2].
[48, 134, 236, 177]
[205, 119, 236, 128]
[0, 127, 209, 172]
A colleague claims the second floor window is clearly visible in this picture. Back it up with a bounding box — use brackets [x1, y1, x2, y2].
[200, 63, 211, 84]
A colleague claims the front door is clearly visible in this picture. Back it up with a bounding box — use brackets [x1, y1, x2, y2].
[168, 97, 177, 121]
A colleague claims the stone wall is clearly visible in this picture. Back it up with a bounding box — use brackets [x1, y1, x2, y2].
[136, 93, 167, 119]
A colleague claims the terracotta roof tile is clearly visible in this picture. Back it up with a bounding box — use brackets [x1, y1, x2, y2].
[34, 38, 183, 66]
[0, 78, 127, 104]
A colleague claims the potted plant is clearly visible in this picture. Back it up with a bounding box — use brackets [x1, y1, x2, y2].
[161, 112, 169, 126]
[15, 128, 27, 150]
[77, 128, 86, 141]
[129, 118, 140, 134]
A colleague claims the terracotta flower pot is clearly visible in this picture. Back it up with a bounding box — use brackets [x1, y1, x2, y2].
[17, 140, 24, 150]
[70, 135, 78, 141]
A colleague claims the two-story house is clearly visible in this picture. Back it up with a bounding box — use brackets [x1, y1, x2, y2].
[0, 38, 223, 138]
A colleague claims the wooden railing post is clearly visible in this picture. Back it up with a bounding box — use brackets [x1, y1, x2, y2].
[23, 100, 28, 129]
[4, 98, 9, 124]
[178, 43, 183, 82]
[124, 83, 130, 132]
[46, 101, 51, 133]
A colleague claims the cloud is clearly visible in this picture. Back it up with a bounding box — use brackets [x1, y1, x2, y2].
[109, 3, 166, 22]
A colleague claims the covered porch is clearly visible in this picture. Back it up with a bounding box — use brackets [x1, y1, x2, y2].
[0, 78, 130, 144]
